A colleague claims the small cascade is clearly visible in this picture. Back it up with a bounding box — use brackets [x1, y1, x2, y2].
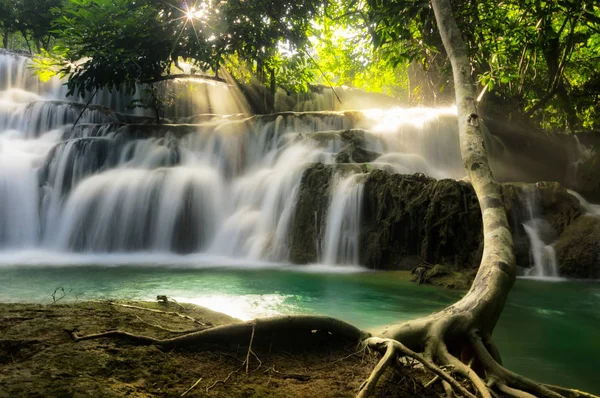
[523, 221, 559, 278]
[322, 174, 365, 265]
[522, 188, 560, 278]
[567, 190, 600, 216]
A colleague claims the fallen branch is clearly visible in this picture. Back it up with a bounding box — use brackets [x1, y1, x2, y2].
[51, 287, 72, 304]
[245, 324, 256, 375]
[181, 377, 202, 397]
[110, 302, 207, 326]
[69, 315, 365, 349]
[134, 315, 203, 334]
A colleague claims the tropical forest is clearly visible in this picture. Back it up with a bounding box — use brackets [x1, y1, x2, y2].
[0, 0, 599, 397]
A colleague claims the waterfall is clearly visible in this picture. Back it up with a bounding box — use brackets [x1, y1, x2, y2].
[523, 222, 559, 278]
[567, 190, 600, 216]
[322, 174, 365, 265]
[522, 189, 560, 278]
[0, 50, 508, 269]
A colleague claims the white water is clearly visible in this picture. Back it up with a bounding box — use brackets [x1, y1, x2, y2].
[567, 190, 600, 216]
[521, 188, 561, 279]
[322, 173, 365, 265]
[523, 222, 560, 278]
[0, 51, 474, 267]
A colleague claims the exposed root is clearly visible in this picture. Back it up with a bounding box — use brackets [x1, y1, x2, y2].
[424, 375, 440, 388]
[358, 337, 476, 398]
[542, 384, 600, 398]
[437, 343, 491, 398]
[66, 310, 597, 398]
[356, 338, 397, 398]
[497, 383, 537, 398]
[442, 380, 454, 398]
[468, 331, 563, 398]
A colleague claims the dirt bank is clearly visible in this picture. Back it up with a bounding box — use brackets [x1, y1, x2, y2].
[0, 300, 446, 397]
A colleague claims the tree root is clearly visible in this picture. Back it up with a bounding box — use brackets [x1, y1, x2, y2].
[358, 337, 477, 398]
[206, 368, 240, 392]
[356, 338, 398, 398]
[67, 311, 598, 398]
[354, 322, 600, 398]
[542, 384, 600, 398]
[69, 315, 365, 349]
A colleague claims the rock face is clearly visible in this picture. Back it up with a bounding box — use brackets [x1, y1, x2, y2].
[289, 164, 335, 264]
[290, 165, 585, 276]
[360, 170, 482, 270]
[555, 215, 600, 279]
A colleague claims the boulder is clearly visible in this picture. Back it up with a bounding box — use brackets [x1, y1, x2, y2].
[555, 215, 600, 279]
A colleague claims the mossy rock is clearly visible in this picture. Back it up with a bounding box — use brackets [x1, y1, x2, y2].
[360, 170, 483, 271]
[289, 165, 584, 277]
[555, 215, 600, 278]
[289, 163, 335, 264]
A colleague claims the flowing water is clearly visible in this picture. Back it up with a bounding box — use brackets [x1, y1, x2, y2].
[322, 173, 365, 265]
[0, 51, 464, 264]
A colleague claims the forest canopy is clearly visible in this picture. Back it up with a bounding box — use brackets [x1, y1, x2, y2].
[1, 0, 599, 130]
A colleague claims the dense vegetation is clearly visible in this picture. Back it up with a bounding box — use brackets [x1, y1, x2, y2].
[1, 0, 599, 128]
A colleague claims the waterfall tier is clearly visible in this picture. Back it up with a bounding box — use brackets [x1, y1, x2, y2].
[0, 50, 597, 277]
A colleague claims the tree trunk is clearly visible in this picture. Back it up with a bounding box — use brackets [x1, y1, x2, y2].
[269, 68, 276, 113]
[430, 0, 515, 331]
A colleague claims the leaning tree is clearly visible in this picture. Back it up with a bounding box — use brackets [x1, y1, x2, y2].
[67, 1, 596, 397]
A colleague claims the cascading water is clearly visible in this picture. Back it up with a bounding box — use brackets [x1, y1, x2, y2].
[522, 222, 560, 278]
[522, 189, 560, 278]
[567, 190, 600, 216]
[321, 173, 365, 265]
[0, 50, 476, 268]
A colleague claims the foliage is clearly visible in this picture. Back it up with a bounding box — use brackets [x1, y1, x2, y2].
[14, 0, 600, 128]
[43, 0, 322, 98]
[310, 2, 410, 99]
[0, 0, 64, 52]
[361, 0, 600, 130]
[47, 0, 172, 97]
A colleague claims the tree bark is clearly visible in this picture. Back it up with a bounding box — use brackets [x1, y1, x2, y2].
[430, 0, 515, 331]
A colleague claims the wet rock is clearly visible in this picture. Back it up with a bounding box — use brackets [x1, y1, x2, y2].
[360, 170, 483, 271]
[289, 164, 336, 264]
[335, 144, 380, 164]
[554, 215, 600, 279]
[290, 166, 585, 279]
[411, 264, 476, 290]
